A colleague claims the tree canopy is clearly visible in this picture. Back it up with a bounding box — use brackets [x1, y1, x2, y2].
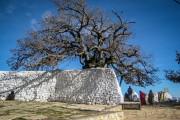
[7, 0, 158, 87]
[165, 52, 180, 83]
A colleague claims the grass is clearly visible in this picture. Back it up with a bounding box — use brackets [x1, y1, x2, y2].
[1, 100, 179, 120]
[0, 101, 102, 120]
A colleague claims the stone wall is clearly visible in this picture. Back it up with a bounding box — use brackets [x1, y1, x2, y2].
[0, 68, 123, 104]
[0, 71, 56, 102]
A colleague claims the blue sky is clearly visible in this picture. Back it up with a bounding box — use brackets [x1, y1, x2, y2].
[0, 0, 180, 97]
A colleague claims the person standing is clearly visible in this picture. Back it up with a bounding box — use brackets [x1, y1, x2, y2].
[127, 86, 133, 101]
[148, 90, 154, 105]
[140, 91, 146, 105]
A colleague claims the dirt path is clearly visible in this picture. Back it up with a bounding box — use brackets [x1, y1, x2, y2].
[124, 105, 180, 120]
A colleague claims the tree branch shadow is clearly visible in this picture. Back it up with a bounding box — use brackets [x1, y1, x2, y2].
[0, 70, 61, 101]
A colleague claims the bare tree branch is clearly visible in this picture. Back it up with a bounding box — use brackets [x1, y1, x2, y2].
[165, 51, 180, 83]
[7, 0, 158, 86]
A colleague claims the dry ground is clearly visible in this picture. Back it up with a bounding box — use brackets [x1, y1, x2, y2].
[124, 105, 180, 120]
[0, 101, 179, 120]
[0, 101, 122, 120]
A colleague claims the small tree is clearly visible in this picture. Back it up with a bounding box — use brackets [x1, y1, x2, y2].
[165, 51, 180, 83]
[8, 0, 158, 87]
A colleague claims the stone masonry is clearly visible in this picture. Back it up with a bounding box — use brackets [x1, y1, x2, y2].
[0, 68, 123, 104]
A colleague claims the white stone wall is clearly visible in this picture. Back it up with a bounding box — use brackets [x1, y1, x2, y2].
[0, 71, 56, 102]
[0, 68, 123, 104]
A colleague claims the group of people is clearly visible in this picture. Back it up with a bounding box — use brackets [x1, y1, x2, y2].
[124, 86, 140, 102]
[139, 90, 154, 105]
[124, 86, 173, 105]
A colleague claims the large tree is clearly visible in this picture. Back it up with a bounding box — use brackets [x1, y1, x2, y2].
[165, 52, 180, 83]
[8, 0, 158, 87]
